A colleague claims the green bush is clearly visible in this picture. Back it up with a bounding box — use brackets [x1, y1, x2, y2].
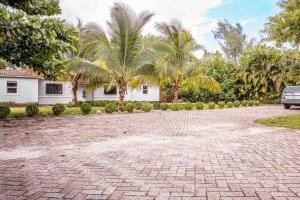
[233, 100, 240, 107]
[93, 100, 117, 107]
[134, 102, 143, 110]
[141, 103, 152, 112]
[160, 103, 169, 110]
[0, 104, 11, 119]
[26, 103, 39, 117]
[178, 103, 185, 110]
[254, 100, 260, 106]
[248, 100, 254, 106]
[208, 102, 216, 109]
[184, 102, 193, 110]
[125, 102, 135, 113]
[171, 103, 179, 111]
[80, 102, 92, 115]
[241, 100, 248, 107]
[118, 104, 126, 112]
[226, 101, 233, 108]
[52, 103, 65, 116]
[195, 102, 204, 110]
[153, 102, 160, 110]
[218, 101, 225, 109]
[105, 103, 117, 113]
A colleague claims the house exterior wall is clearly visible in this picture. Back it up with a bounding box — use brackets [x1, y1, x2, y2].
[0, 77, 38, 103]
[38, 80, 86, 105]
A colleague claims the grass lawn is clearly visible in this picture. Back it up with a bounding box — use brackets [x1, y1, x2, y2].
[9, 106, 103, 118]
[256, 114, 300, 130]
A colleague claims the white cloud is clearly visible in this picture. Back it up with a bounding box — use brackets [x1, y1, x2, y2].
[59, 0, 224, 57]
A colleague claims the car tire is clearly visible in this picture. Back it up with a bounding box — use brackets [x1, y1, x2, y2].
[284, 104, 291, 109]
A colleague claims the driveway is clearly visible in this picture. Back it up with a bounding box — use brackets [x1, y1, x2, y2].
[0, 105, 300, 200]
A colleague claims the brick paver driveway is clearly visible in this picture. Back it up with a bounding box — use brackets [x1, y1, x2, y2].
[0, 106, 300, 200]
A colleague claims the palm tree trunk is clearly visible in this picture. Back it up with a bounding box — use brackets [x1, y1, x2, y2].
[71, 74, 81, 106]
[173, 84, 180, 102]
[118, 80, 127, 105]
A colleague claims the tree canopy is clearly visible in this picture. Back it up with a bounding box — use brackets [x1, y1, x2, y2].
[0, 0, 77, 79]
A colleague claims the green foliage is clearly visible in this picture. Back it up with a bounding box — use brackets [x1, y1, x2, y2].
[241, 100, 248, 107]
[0, 104, 10, 119]
[171, 103, 179, 111]
[218, 101, 225, 109]
[208, 102, 216, 109]
[125, 102, 135, 113]
[141, 103, 152, 112]
[80, 102, 92, 115]
[264, 0, 300, 47]
[248, 100, 254, 106]
[134, 102, 143, 110]
[92, 101, 117, 107]
[184, 102, 194, 110]
[0, 0, 78, 79]
[254, 100, 261, 106]
[104, 103, 117, 113]
[52, 103, 65, 116]
[195, 102, 204, 110]
[0, 58, 7, 69]
[160, 103, 169, 110]
[226, 101, 233, 108]
[256, 114, 300, 130]
[26, 103, 39, 117]
[233, 100, 241, 107]
[153, 102, 160, 110]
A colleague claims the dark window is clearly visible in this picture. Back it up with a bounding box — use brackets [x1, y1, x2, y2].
[285, 86, 300, 93]
[142, 85, 148, 94]
[46, 84, 63, 95]
[6, 81, 17, 94]
[104, 85, 117, 95]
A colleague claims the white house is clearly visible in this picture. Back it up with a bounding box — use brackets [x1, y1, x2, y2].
[0, 69, 160, 104]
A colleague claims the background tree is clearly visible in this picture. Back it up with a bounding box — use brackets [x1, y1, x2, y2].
[81, 2, 157, 104]
[213, 20, 253, 64]
[264, 0, 300, 48]
[155, 20, 220, 102]
[0, 0, 77, 79]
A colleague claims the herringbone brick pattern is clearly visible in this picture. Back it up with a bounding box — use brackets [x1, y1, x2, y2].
[0, 106, 300, 200]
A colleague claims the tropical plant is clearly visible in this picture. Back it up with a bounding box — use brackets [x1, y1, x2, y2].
[154, 20, 220, 102]
[81, 2, 156, 104]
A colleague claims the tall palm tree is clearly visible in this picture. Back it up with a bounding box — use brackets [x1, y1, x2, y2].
[81, 2, 157, 104]
[154, 20, 220, 102]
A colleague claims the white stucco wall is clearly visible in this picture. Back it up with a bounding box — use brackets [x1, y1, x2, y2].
[0, 77, 39, 103]
[38, 80, 86, 105]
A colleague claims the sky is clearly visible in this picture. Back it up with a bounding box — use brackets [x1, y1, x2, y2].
[59, 0, 280, 57]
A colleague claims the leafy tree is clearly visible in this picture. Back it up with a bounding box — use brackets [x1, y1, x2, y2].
[264, 0, 300, 48]
[213, 20, 253, 64]
[154, 20, 220, 102]
[81, 2, 156, 104]
[0, 0, 77, 79]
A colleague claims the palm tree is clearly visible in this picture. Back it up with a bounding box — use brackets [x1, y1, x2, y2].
[154, 20, 220, 102]
[80, 2, 157, 104]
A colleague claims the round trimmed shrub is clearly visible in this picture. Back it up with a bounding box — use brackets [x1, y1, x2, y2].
[134, 102, 142, 110]
[153, 102, 160, 110]
[226, 101, 233, 108]
[241, 100, 248, 107]
[233, 100, 240, 107]
[178, 103, 185, 110]
[248, 100, 254, 106]
[184, 102, 193, 110]
[218, 101, 225, 109]
[195, 102, 204, 110]
[52, 103, 65, 116]
[80, 102, 92, 115]
[208, 102, 216, 109]
[171, 103, 179, 111]
[125, 102, 135, 113]
[26, 103, 39, 117]
[104, 103, 117, 113]
[118, 104, 126, 112]
[0, 104, 11, 119]
[254, 100, 260, 106]
[141, 103, 152, 112]
[160, 103, 169, 110]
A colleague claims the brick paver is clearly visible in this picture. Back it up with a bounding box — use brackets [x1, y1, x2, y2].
[0, 105, 300, 200]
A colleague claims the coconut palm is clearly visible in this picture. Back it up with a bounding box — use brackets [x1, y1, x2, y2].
[80, 2, 157, 104]
[154, 20, 220, 102]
